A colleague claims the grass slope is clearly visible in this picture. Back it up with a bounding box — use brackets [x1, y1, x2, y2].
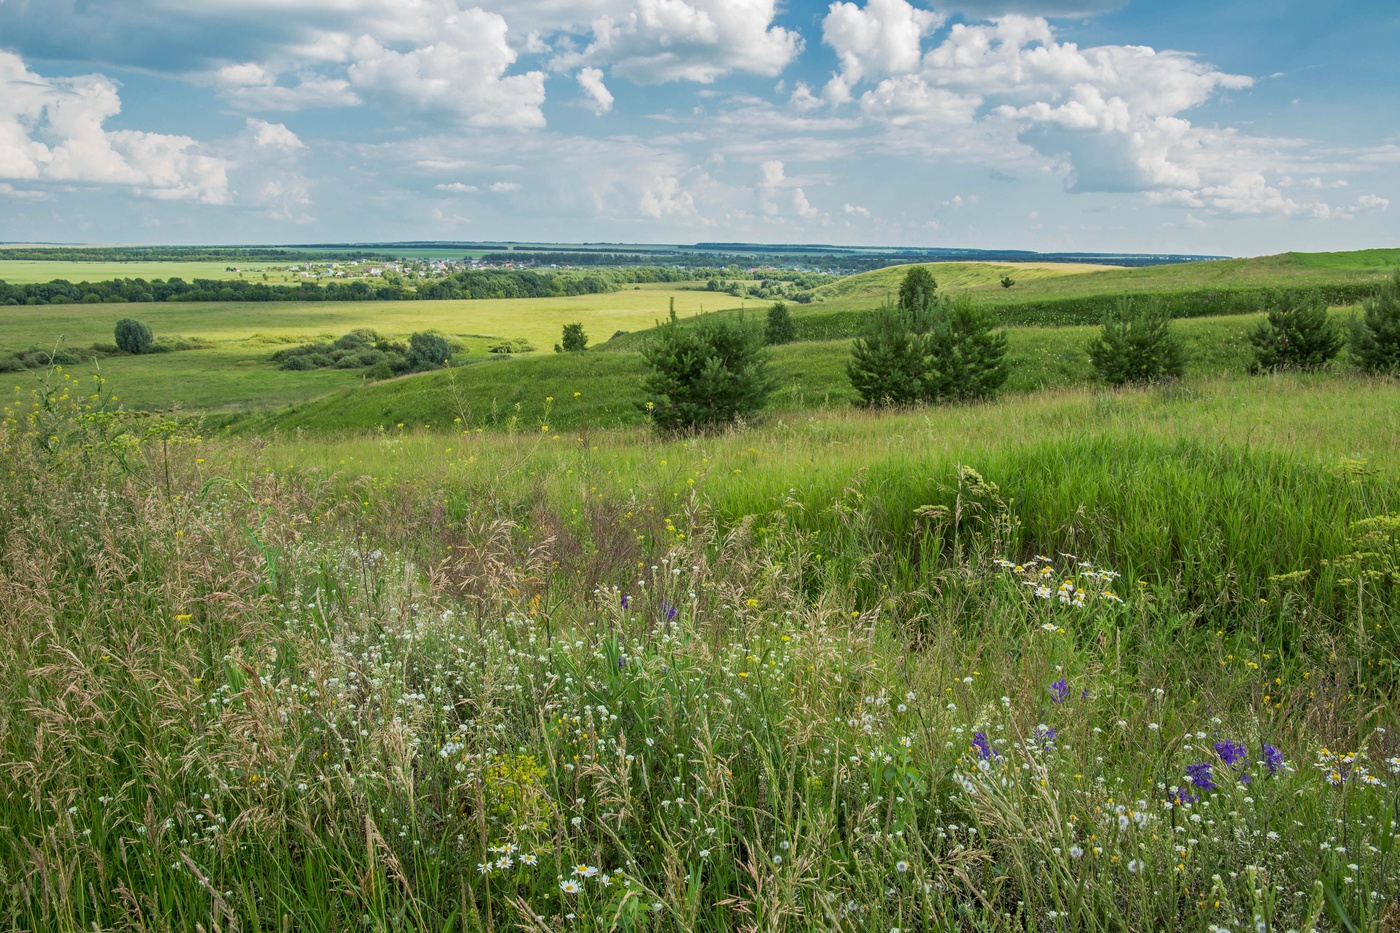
[237, 311, 1268, 435]
[804, 250, 1400, 313]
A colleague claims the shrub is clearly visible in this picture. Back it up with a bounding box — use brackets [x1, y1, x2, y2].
[0, 357, 23, 373]
[407, 332, 452, 371]
[556, 323, 588, 353]
[1087, 299, 1186, 385]
[488, 338, 536, 354]
[764, 301, 796, 345]
[114, 318, 153, 355]
[280, 355, 316, 372]
[1248, 291, 1343, 373]
[366, 360, 395, 381]
[927, 295, 1010, 402]
[1350, 270, 1400, 375]
[846, 303, 930, 406]
[334, 328, 379, 351]
[640, 309, 773, 432]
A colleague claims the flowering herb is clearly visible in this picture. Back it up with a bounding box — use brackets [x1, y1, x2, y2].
[1213, 740, 1248, 768]
[1263, 744, 1285, 775]
[1185, 762, 1216, 792]
[1049, 679, 1069, 704]
[972, 732, 996, 760]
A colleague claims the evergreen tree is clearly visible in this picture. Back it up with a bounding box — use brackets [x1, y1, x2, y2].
[1249, 291, 1343, 373]
[897, 266, 938, 318]
[1087, 299, 1186, 385]
[927, 295, 1010, 402]
[640, 311, 773, 432]
[846, 303, 930, 406]
[556, 322, 589, 353]
[114, 318, 153, 355]
[1350, 270, 1400, 375]
[764, 301, 797, 345]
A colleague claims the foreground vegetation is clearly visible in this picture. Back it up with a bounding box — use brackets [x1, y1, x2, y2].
[0, 369, 1396, 931]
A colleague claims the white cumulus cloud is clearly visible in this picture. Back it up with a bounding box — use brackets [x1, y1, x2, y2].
[556, 0, 802, 84]
[0, 51, 229, 203]
[577, 67, 615, 114]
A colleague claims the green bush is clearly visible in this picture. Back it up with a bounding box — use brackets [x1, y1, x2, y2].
[1350, 270, 1400, 375]
[407, 332, 453, 371]
[641, 309, 773, 432]
[488, 338, 536, 354]
[764, 301, 797, 345]
[113, 318, 153, 355]
[1248, 292, 1343, 373]
[556, 323, 588, 353]
[1087, 299, 1186, 385]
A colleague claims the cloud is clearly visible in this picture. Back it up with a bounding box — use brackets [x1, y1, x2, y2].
[556, 0, 803, 84]
[792, 187, 820, 219]
[1356, 193, 1389, 212]
[435, 182, 480, 192]
[843, 202, 870, 216]
[246, 118, 305, 151]
[759, 159, 787, 188]
[823, 0, 943, 86]
[0, 182, 47, 200]
[0, 51, 229, 203]
[489, 181, 523, 192]
[577, 67, 615, 114]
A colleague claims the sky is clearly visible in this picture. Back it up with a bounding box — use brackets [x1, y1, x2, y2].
[0, 0, 1396, 256]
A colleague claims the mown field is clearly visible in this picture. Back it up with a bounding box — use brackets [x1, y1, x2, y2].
[1, 370, 1396, 932]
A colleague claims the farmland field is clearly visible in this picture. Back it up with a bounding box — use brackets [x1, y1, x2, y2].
[0, 259, 301, 284]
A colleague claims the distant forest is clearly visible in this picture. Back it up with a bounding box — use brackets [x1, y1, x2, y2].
[0, 266, 697, 306]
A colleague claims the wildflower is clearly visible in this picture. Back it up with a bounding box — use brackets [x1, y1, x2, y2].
[699, 849, 711, 858]
[573, 864, 599, 878]
[663, 602, 678, 621]
[1050, 679, 1070, 704]
[1213, 741, 1248, 768]
[1069, 845, 1084, 859]
[1185, 763, 1216, 792]
[773, 855, 782, 865]
[1128, 859, 1142, 873]
[1263, 745, 1285, 775]
[895, 860, 909, 873]
[972, 732, 996, 761]
[560, 879, 582, 894]
[520, 854, 538, 866]
[620, 595, 630, 610]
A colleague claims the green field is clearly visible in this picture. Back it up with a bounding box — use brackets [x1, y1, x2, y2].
[0, 259, 301, 284]
[3, 369, 1396, 932]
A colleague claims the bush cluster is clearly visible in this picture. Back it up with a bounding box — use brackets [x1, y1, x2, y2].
[272, 329, 461, 378]
[640, 305, 773, 432]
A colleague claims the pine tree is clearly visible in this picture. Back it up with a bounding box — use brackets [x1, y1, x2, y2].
[764, 301, 797, 345]
[1350, 270, 1400, 376]
[1087, 299, 1186, 385]
[1249, 291, 1343, 373]
[927, 295, 1010, 402]
[640, 311, 773, 432]
[846, 303, 930, 406]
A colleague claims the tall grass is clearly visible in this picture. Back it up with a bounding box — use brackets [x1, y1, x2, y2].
[0, 369, 1396, 931]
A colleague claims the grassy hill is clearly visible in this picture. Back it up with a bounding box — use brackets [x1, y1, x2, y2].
[233, 311, 1279, 435]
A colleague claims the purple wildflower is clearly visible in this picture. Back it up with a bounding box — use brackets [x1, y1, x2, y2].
[1213, 740, 1248, 769]
[1263, 744, 1284, 776]
[1036, 724, 1057, 747]
[1080, 688, 1090, 700]
[1185, 763, 1216, 792]
[972, 732, 996, 760]
[1049, 679, 1069, 704]
[620, 595, 630, 610]
[663, 602, 678, 621]
[1170, 787, 1199, 806]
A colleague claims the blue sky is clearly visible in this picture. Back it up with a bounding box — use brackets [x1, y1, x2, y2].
[0, 0, 1395, 255]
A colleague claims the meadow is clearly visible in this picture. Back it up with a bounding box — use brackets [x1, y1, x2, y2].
[1, 369, 1396, 932]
